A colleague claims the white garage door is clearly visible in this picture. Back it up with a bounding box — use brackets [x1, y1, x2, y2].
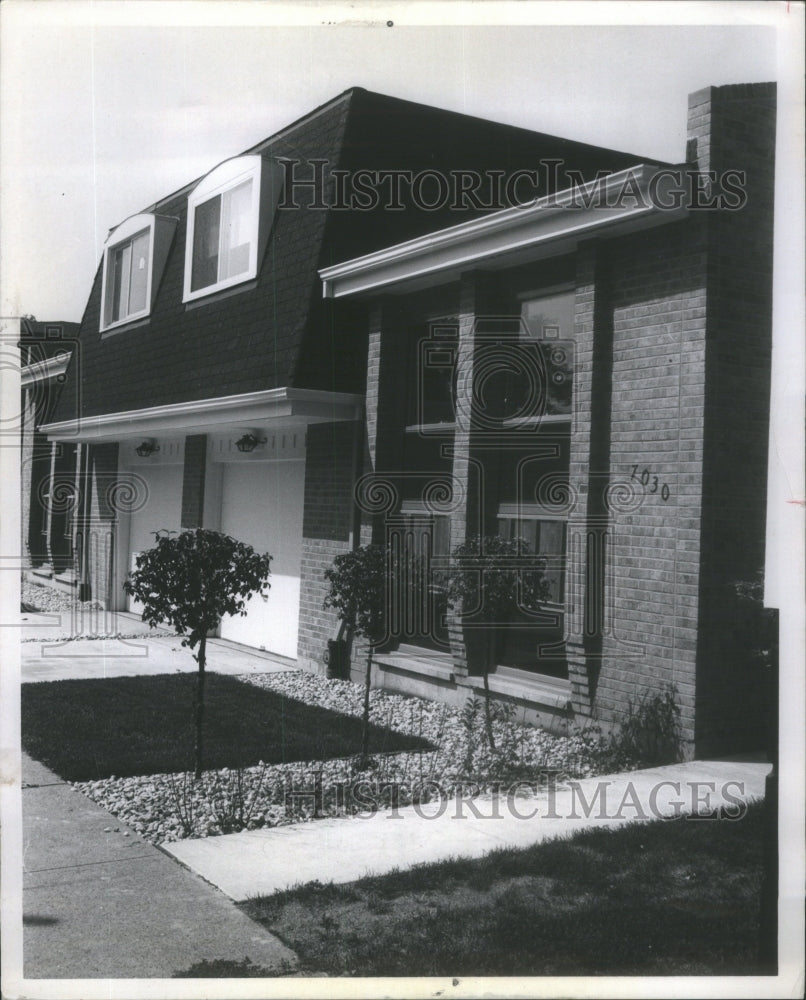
[126, 464, 183, 614]
[218, 459, 304, 659]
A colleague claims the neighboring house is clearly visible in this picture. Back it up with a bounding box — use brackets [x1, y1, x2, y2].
[20, 317, 80, 587]
[39, 84, 776, 757]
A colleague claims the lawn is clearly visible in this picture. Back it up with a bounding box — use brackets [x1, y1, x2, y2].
[243, 801, 768, 977]
[21, 673, 433, 781]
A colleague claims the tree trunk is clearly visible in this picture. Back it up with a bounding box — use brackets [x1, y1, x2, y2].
[361, 644, 373, 763]
[194, 633, 207, 779]
[482, 668, 496, 751]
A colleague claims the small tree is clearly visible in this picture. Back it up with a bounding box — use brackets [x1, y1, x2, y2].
[123, 528, 271, 778]
[444, 534, 551, 749]
[323, 544, 387, 764]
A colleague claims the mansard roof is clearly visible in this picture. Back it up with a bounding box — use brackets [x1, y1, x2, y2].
[52, 87, 652, 425]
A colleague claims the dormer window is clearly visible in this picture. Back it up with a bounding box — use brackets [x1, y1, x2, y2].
[183, 155, 283, 303]
[109, 229, 149, 321]
[99, 213, 176, 333]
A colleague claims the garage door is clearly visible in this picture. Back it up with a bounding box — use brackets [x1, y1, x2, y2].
[218, 459, 304, 658]
[126, 464, 183, 614]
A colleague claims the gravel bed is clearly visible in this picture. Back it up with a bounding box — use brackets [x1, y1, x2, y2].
[73, 671, 613, 845]
[21, 579, 160, 642]
[22, 579, 103, 614]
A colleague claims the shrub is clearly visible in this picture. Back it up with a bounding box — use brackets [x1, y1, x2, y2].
[124, 528, 271, 778]
[609, 684, 683, 768]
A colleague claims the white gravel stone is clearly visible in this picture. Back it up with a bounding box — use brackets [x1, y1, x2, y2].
[71, 670, 614, 847]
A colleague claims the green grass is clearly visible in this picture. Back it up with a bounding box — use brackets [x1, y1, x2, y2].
[21, 673, 432, 781]
[243, 802, 769, 977]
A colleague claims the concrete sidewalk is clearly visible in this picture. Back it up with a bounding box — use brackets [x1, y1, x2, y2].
[164, 759, 771, 902]
[21, 753, 299, 979]
[21, 611, 296, 682]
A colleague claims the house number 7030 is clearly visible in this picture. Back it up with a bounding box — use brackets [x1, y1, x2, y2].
[631, 465, 670, 501]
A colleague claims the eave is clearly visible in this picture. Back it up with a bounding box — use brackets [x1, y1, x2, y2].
[21, 353, 71, 387]
[40, 387, 364, 443]
[320, 164, 689, 298]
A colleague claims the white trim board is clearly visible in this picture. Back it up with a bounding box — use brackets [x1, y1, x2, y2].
[41, 387, 364, 443]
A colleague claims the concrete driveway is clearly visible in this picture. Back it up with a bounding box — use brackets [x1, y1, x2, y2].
[21, 611, 297, 682]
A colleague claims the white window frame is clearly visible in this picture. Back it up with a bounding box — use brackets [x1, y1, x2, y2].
[99, 215, 156, 333]
[183, 156, 262, 303]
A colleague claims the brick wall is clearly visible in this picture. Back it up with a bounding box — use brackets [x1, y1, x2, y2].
[692, 84, 776, 754]
[582, 223, 709, 751]
[181, 435, 207, 529]
[571, 83, 776, 756]
[297, 420, 362, 671]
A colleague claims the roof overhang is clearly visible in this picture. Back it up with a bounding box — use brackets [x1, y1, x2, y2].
[40, 387, 364, 443]
[21, 353, 71, 387]
[320, 164, 689, 299]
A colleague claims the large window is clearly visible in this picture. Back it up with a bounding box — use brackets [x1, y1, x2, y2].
[389, 508, 451, 652]
[519, 289, 575, 416]
[99, 214, 176, 333]
[497, 514, 566, 604]
[405, 321, 458, 428]
[494, 510, 567, 677]
[184, 156, 274, 302]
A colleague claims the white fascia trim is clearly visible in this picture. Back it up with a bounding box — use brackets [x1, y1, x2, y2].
[40, 387, 365, 443]
[21, 354, 71, 387]
[320, 164, 687, 298]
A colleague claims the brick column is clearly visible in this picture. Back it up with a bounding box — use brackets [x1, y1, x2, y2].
[181, 434, 208, 529]
[364, 297, 408, 540]
[449, 270, 511, 679]
[689, 83, 777, 754]
[565, 245, 611, 719]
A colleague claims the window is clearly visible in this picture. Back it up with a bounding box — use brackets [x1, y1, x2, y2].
[405, 321, 458, 428]
[497, 514, 566, 604]
[108, 229, 150, 323]
[183, 155, 282, 303]
[519, 289, 575, 416]
[190, 179, 253, 291]
[496, 509, 567, 677]
[389, 508, 452, 651]
[99, 214, 176, 333]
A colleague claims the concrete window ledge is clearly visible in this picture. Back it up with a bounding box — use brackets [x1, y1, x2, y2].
[374, 646, 456, 683]
[30, 565, 54, 580]
[465, 669, 572, 710]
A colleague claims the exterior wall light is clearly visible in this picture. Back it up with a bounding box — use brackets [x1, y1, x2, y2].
[135, 439, 160, 458]
[235, 432, 267, 453]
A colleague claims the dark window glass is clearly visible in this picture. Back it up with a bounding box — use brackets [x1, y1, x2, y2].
[191, 195, 221, 291]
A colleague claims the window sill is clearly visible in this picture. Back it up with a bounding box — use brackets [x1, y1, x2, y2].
[501, 414, 571, 428]
[466, 668, 571, 709]
[374, 645, 455, 682]
[100, 317, 151, 340]
[183, 278, 257, 310]
[404, 421, 456, 435]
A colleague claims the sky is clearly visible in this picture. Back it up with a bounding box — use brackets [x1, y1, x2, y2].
[0, 0, 795, 322]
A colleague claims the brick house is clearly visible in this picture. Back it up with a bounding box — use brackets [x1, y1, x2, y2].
[39, 83, 775, 756]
